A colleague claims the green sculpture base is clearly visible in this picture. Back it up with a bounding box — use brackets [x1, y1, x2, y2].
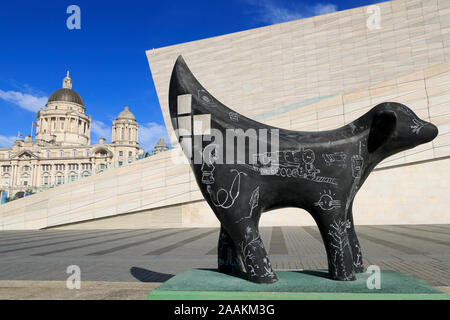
[148, 269, 449, 300]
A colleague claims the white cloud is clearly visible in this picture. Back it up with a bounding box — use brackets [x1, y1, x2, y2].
[0, 135, 17, 148]
[139, 122, 170, 152]
[90, 120, 111, 142]
[0, 89, 47, 112]
[254, 0, 303, 24]
[247, 1, 337, 24]
[313, 3, 337, 15]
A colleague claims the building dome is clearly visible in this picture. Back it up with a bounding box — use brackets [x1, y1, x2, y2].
[155, 138, 168, 148]
[116, 106, 136, 120]
[47, 71, 84, 106]
[153, 138, 169, 154]
[48, 88, 84, 106]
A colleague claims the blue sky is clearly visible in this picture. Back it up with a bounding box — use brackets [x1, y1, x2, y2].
[0, 0, 382, 151]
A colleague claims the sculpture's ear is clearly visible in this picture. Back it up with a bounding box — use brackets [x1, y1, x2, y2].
[368, 110, 397, 153]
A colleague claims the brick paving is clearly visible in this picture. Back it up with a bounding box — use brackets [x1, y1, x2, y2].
[0, 225, 448, 287]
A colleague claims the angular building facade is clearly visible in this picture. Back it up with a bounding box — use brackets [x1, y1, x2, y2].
[0, 0, 449, 230]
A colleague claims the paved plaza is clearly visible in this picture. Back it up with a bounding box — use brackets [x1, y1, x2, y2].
[0, 225, 449, 298]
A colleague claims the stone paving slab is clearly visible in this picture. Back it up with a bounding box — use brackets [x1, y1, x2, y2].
[0, 280, 160, 300]
[0, 225, 448, 293]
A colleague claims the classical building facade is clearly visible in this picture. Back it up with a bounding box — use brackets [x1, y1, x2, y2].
[0, 72, 145, 198]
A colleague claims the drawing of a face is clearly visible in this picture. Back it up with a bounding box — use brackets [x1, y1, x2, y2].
[302, 149, 315, 164]
[314, 190, 341, 211]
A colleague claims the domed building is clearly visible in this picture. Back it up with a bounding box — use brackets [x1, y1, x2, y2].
[0, 72, 146, 198]
[152, 138, 169, 154]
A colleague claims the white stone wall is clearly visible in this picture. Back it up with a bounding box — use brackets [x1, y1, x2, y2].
[0, 149, 198, 230]
[1, 0, 449, 229]
[147, 0, 450, 147]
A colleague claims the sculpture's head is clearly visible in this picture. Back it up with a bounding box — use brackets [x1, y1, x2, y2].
[368, 102, 438, 156]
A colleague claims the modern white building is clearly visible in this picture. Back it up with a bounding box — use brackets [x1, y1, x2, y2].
[0, 0, 448, 230]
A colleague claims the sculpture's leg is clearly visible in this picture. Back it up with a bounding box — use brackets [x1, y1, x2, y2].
[316, 217, 356, 281]
[234, 224, 278, 284]
[347, 203, 364, 273]
[217, 224, 244, 276]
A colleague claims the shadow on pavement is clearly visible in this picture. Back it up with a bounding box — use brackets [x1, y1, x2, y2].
[130, 267, 174, 282]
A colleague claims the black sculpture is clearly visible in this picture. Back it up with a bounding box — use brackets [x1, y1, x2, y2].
[168, 56, 438, 283]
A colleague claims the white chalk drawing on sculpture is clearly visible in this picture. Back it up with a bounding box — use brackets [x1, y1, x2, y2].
[322, 152, 347, 168]
[235, 186, 260, 223]
[411, 118, 425, 134]
[351, 142, 364, 178]
[207, 169, 247, 209]
[197, 90, 214, 104]
[239, 226, 275, 280]
[314, 190, 342, 211]
[345, 141, 366, 211]
[399, 107, 425, 135]
[201, 144, 218, 184]
[353, 243, 363, 269]
[328, 219, 353, 280]
[250, 149, 338, 185]
[229, 112, 239, 122]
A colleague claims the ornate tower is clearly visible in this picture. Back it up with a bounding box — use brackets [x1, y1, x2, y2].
[35, 71, 91, 145]
[111, 106, 139, 146]
[153, 138, 169, 154]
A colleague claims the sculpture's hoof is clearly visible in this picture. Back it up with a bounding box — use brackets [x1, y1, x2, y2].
[218, 265, 242, 275]
[248, 275, 279, 284]
[330, 273, 357, 281]
[353, 264, 365, 273]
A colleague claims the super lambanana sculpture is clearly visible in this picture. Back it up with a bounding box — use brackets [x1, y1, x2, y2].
[168, 56, 438, 283]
